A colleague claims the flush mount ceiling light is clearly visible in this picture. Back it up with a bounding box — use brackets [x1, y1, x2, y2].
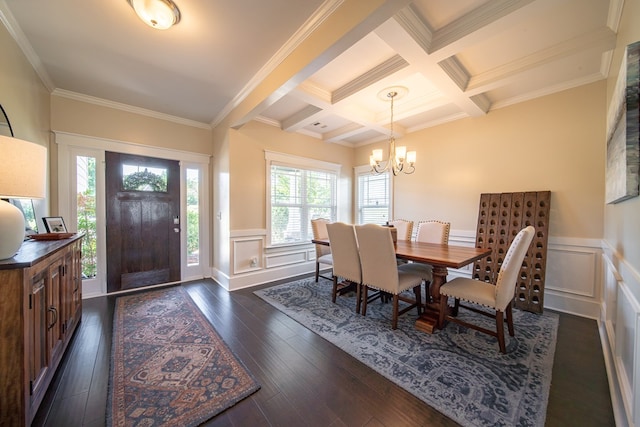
[127, 0, 181, 30]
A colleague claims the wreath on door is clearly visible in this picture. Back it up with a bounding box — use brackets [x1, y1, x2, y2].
[123, 168, 167, 192]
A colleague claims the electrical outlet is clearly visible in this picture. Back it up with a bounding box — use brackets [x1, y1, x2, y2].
[250, 256, 258, 267]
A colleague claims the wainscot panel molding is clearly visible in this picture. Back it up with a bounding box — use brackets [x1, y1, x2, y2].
[448, 231, 603, 319]
[601, 241, 639, 427]
[224, 229, 315, 291]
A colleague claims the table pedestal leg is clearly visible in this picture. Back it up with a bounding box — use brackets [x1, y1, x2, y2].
[415, 266, 448, 333]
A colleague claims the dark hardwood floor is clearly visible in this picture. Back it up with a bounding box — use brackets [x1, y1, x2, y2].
[32, 277, 616, 427]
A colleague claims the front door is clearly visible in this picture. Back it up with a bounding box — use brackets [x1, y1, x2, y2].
[105, 152, 180, 293]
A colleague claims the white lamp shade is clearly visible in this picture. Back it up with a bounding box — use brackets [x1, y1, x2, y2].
[372, 149, 383, 162]
[0, 135, 47, 259]
[395, 146, 406, 161]
[406, 151, 416, 164]
[0, 135, 47, 199]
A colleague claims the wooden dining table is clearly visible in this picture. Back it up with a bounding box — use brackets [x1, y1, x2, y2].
[312, 237, 492, 333]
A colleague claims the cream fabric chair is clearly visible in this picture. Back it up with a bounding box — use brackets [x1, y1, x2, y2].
[388, 219, 414, 241]
[438, 225, 535, 353]
[311, 218, 333, 282]
[415, 220, 450, 244]
[326, 222, 363, 313]
[355, 224, 423, 329]
[401, 220, 451, 285]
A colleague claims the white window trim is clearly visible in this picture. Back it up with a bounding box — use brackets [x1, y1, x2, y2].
[265, 150, 341, 248]
[354, 164, 393, 224]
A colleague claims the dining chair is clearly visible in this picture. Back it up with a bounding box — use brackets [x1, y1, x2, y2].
[326, 222, 363, 313]
[311, 218, 333, 282]
[438, 225, 535, 353]
[355, 224, 423, 329]
[401, 220, 451, 286]
[388, 219, 414, 241]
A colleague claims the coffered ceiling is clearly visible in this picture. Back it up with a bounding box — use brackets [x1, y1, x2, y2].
[0, 0, 620, 147]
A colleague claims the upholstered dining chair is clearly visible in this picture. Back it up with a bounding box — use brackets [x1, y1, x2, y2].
[438, 225, 535, 353]
[311, 218, 333, 282]
[388, 219, 414, 241]
[402, 220, 451, 287]
[326, 222, 363, 313]
[355, 224, 423, 329]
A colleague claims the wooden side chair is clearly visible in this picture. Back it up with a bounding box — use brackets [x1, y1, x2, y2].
[355, 224, 422, 329]
[311, 218, 333, 282]
[326, 222, 363, 313]
[438, 225, 535, 353]
[388, 219, 414, 241]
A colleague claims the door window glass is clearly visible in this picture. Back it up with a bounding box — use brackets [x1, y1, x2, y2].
[186, 168, 200, 265]
[122, 164, 167, 192]
[77, 155, 97, 278]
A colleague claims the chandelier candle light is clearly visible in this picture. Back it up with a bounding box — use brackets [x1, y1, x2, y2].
[370, 87, 416, 175]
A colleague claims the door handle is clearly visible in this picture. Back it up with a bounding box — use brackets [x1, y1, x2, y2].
[48, 306, 58, 330]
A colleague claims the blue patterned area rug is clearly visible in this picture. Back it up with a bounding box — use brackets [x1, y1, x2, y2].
[255, 278, 558, 427]
[107, 286, 260, 426]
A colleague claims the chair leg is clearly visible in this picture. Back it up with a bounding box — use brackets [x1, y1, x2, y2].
[506, 303, 515, 336]
[496, 310, 506, 353]
[392, 294, 399, 329]
[452, 298, 460, 317]
[331, 276, 338, 303]
[438, 295, 448, 328]
[355, 283, 362, 314]
[424, 280, 431, 304]
[414, 285, 422, 315]
[361, 286, 369, 316]
[315, 262, 320, 282]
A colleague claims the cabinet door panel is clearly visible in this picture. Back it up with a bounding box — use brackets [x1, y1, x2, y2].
[29, 272, 48, 398]
[47, 258, 63, 364]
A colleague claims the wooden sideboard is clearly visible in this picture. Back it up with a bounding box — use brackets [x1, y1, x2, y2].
[0, 234, 83, 426]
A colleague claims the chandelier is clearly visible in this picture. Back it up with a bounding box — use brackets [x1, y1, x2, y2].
[370, 87, 416, 176]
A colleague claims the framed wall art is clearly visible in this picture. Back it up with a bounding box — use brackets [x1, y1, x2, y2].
[606, 40, 640, 204]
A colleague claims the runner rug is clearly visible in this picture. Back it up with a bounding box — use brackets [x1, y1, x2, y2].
[254, 278, 558, 427]
[107, 286, 260, 426]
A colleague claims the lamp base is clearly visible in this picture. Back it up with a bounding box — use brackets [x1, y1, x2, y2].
[0, 199, 26, 259]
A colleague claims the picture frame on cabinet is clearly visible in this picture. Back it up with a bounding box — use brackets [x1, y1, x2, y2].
[43, 216, 68, 233]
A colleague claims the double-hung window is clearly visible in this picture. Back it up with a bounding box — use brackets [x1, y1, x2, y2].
[355, 165, 391, 225]
[266, 151, 339, 246]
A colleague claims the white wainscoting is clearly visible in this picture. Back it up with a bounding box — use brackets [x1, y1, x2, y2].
[601, 241, 639, 427]
[222, 229, 317, 291]
[224, 229, 604, 318]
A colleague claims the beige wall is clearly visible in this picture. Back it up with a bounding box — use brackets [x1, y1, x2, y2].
[356, 81, 606, 239]
[50, 96, 213, 154]
[0, 23, 51, 199]
[605, 0, 640, 275]
[228, 120, 354, 230]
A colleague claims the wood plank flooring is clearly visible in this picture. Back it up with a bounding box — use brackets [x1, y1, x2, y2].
[32, 277, 616, 426]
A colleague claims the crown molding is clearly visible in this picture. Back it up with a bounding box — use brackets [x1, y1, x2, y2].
[0, 0, 55, 91]
[52, 89, 211, 129]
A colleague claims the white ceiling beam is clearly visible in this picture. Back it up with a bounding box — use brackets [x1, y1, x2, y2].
[465, 26, 618, 95]
[375, 18, 489, 117]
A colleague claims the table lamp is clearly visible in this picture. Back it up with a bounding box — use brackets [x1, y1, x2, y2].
[0, 134, 47, 259]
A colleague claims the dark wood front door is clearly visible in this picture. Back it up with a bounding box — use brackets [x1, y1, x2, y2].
[105, 152, 180, 293]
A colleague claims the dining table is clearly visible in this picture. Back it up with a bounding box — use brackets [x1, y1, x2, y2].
[312, 237, 492, 333]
